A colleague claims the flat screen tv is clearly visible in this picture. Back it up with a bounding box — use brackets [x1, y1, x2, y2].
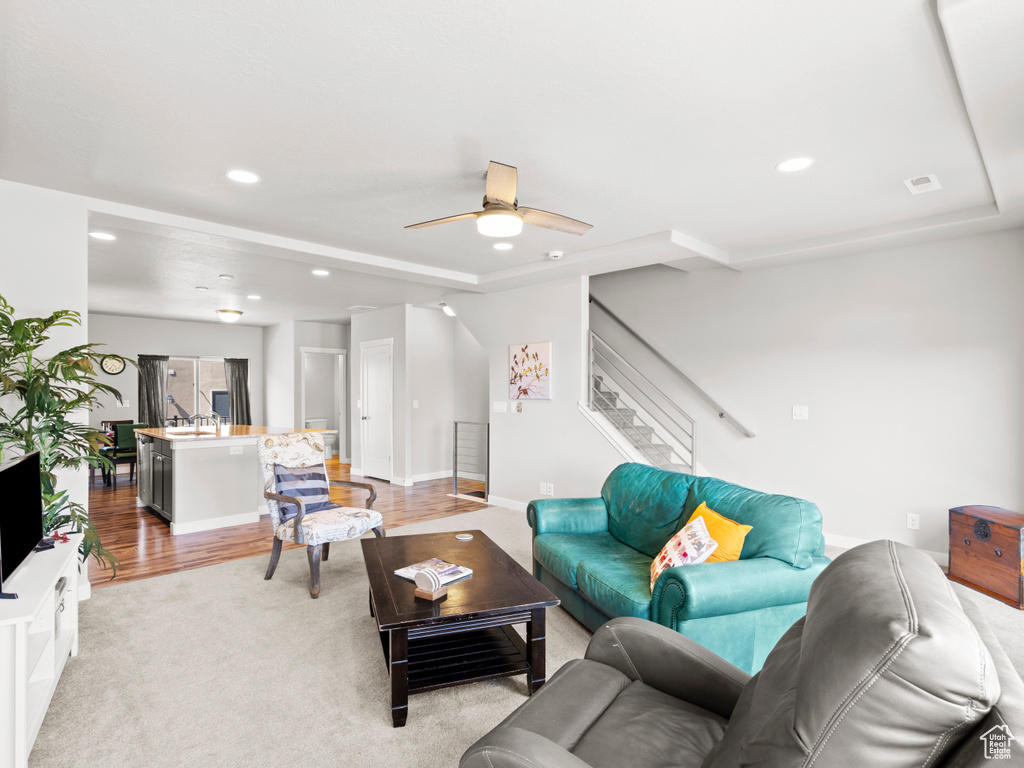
[0, 451, 45, 591]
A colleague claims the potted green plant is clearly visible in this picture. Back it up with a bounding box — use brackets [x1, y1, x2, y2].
[0, 294, 131, 575]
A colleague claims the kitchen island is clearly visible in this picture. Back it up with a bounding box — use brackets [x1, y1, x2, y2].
[135, 426, 335, 535]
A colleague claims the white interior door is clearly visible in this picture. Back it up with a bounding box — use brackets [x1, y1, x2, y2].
[360, 339, 393, 481]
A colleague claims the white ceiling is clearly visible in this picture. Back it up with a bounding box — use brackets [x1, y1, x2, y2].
[2, 0, 1022, 325]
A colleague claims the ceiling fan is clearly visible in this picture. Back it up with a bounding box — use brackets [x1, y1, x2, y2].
[405, 161, 592, 238]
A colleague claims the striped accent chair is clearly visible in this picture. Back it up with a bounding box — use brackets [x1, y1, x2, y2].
[257, 431, 385, 598]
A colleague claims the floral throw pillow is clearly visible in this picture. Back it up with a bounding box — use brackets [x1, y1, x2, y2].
[649, 515, 719, 592]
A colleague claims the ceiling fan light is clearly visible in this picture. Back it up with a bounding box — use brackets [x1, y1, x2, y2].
[476, 210, 523, 237]
[217, 309, 243, 323]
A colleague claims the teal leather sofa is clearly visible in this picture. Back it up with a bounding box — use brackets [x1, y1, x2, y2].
[527, 463, 829, 672]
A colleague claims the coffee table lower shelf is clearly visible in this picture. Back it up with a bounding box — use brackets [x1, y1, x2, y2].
[377, 609, 546, 727]
[394, 625, 530, 693]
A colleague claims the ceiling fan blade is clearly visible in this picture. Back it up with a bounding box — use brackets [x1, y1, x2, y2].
[405, 212, 479, 229]
[484, 161, 518, 206]
[520, 208, 593, 235]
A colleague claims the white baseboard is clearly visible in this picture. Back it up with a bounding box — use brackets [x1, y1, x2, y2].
[171, 512, 261, 536]
[484, 495, 528, 513]
[824, 532, 948, 567]
[391, 476, 413, 487]
[412, 470, 452, 483]
[350, 467, 363, 477]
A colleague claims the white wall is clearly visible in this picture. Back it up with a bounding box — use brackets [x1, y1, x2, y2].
[264, 320, 349, 433]
[0, 180, 91, 515]
[88, 313, 265, 427]
[350, 305, 409, 482]
[262, 321, 296, 427]
[590, 228, 1024, 556]
[409, 307, 455, 481]
[447, 278, 624, 508]
[453, 319, 489, 423]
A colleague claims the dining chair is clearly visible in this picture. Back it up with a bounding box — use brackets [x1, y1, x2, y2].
[109, 423, 146, 490]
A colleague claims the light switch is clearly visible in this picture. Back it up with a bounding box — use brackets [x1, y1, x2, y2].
[121, 399, 130, 408]
[493, 401, 508, 413]
[792, 405, 809, 420]
[412, 400, 419, 410]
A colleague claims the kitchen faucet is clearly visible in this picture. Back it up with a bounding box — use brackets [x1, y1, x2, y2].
[188, 412, 221, 431]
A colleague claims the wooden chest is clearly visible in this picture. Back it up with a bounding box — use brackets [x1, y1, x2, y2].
[948, 505, 1024, 609]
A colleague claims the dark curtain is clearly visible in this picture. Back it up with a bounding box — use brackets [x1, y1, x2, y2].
[224, 358, 252, 425]
[137, 355, 169, 428]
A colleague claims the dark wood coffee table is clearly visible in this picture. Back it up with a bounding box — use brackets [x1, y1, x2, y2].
[360, 530, 559, 727]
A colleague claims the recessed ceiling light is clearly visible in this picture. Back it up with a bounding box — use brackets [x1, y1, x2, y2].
[247, 294, 261, 300]
[776, 157, 815, 173]
[493, 242, 513, 251]
[219, 274, 233, 280]
[89, 231, 116, 241]
[312, 269, 329, 276]
[226, 169, 260, 184]
[195, 286, 209, 291]
[216, 309, 243, 323]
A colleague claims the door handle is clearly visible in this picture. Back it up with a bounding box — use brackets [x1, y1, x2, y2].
[361, 416, 368, 420]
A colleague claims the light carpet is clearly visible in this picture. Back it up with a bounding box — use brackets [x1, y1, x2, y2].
[31, 508, 590, 768]
[32, 522, 1024, 767]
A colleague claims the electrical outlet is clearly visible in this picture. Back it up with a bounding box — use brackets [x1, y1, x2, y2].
[230, 446, 243, 455]
[792, 405, 809, 420]
[907, 513, 920, 530]
[545, 483, 554, 496]
[412, 400, 419, 410]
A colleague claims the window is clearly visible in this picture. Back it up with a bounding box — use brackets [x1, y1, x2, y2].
[165, 358, 230, 425]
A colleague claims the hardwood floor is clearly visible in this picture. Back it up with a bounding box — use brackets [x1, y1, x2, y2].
[86, 459, 488, 589]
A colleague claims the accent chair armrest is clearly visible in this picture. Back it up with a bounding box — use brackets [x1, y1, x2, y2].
[652, 556, 831, 625]
[264, 490, 309, 543]
[527, 497, 609, 536]
[585, 617, 749, 719]
[328, 479, 377, 509]
[461, 727, 594, 768]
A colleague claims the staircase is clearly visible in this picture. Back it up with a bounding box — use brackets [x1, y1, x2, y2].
[591, 375, 689, 472]
[584, 295, 754, 474]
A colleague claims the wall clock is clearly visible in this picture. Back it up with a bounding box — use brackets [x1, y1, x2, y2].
[101, 356, 126, 375]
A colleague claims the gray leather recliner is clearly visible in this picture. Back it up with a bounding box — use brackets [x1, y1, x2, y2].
[461, 540, 1024, 768]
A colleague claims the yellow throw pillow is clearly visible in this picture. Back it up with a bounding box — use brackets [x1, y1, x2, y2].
[685, 502, 752, 563]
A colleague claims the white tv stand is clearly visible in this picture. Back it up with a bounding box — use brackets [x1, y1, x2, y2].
[0, 534, 81, 768]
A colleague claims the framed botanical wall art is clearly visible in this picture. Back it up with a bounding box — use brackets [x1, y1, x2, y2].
[509, 342, 552, 400]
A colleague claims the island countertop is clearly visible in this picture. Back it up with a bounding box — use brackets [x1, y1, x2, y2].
[135, 426, 336, 442]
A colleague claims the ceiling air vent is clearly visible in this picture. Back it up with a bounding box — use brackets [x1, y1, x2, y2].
[346, 305, 378, 312]
[903, 174, 941, 195]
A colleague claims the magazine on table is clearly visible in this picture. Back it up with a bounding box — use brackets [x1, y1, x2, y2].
[394, 557, 473, 585]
